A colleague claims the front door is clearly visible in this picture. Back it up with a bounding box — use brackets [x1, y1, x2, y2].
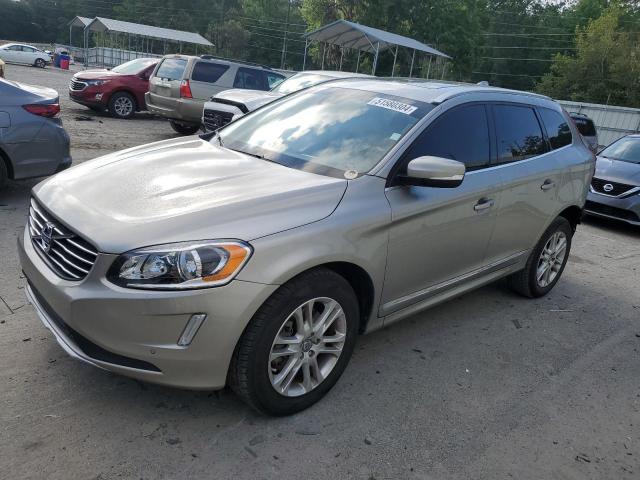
[382, 103, 501, 316]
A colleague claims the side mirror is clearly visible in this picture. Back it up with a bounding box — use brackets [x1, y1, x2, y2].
[397, 156, 465, 188]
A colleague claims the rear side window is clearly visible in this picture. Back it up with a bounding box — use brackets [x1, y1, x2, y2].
[234, 68, 268, 90]
[155, 58, 187, 80]
[572, 116, 597, 137]
[403, 104, 491, 170]
[539, 108, 572, 150]
[493, 105, 547, 164]
[191, 61, 229, 83]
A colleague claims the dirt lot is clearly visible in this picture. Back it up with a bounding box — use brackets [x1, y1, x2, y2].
[1, 64, 639, 480]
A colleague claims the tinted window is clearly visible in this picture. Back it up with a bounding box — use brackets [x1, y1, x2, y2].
[191, 61, 229, 83]
[403, 104, 491, 170]
[266, 72, 285, 89]
[539, 108, 572, 149]
[155, 58, 187, 80]
[572, 116, 597, 136]
[234, 68, 267, 90]
[494, 105, 547, 164]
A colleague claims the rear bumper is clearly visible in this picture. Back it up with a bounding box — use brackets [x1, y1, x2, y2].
[585, 191, 640, 226]
[18, 228, 278, 389]
[145, 92, 203, 125]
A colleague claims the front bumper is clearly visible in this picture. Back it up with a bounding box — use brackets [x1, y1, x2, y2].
[585, 190, 640, 226]
[145, 92, 203, 125]
[18, 228, 278, 389]
[69, 90, 107, 109]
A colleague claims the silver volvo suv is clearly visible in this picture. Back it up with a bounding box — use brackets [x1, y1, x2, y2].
[18, 79, 594, 415]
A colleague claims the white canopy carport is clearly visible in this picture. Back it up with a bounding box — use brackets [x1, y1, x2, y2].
[68, 16, 92, 47]
[302, 20, 451, 77]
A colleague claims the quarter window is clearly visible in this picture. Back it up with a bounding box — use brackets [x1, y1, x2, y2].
[191, 61, 229, 83]
[402, 104, 491, 170]
[494, 105, 547, 164]
[234, 68, 268, 90]
[539, 108, 572, 150]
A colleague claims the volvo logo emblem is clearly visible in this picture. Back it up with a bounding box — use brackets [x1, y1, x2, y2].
[603, 183, 614, 193]
[40, 222, 55, 253]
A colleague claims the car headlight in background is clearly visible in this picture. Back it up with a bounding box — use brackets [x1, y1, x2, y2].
[107, 241, 252, 290]
[85, 79, 110, 86]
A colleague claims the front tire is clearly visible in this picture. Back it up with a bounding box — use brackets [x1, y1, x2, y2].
[508, 217, 573, 298]
[108, 92, 136, 119]
[229, 268, 359, 416]
[169, 120, 200, 135]
[34, 58, 46, 68]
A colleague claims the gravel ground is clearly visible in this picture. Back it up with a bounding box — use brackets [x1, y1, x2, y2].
[1, 64, 639, 480]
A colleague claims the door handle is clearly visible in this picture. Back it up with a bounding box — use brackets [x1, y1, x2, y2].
[541, 179, 556, 191]
[474, 198, 494, 212]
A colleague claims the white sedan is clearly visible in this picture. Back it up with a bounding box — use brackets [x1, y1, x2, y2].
[0, 43, 51, 68]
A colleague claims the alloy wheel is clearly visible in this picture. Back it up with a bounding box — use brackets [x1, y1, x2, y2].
[113, 97, 133, 117]
[269, 297, 347, 397]
[536, 231, 568, 288]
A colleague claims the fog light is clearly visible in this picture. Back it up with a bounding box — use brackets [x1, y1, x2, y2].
[178, 313, 207, 346]
[95, 93, 103, 100]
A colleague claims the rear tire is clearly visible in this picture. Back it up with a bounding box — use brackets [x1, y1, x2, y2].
[169, 120, 200, 135]
[0, 158, 8, 190]
[507, 217, 573, 298]
[108, 92, 136, 119]
[34, 58, 46, 68]
[229, 268, 359, 416]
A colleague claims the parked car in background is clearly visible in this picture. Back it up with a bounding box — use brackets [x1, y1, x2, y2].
[202, 70, 371, 132]
[20, 79, 593, 415]
[0, 43, 51, 68]
[0, 78, 71, 189]
[69, 58, 158, 119]
[585, 134, 640, 225]
[570, 112, 599, 153]
[146, 54, 286, 135]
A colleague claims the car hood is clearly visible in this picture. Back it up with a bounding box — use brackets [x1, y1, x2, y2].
[33, 137, 347, 253]
[215, 89, 283, 110]
[74, 70, 127, 80]
[595, 156, 640, 185]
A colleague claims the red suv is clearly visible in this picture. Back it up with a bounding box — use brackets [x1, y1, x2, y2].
[69, 58, 158, 119]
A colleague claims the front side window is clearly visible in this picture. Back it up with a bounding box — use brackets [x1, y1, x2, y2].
[233, 68, 267, 90]
[191, 61, 229, 83]
[494, 105, 547, 164]
[155, 58, 187, 80]
[599, 136, 640, 164]
[218, 85, 431, 177]
[539, 108, 572, 150]
[402, 104, 491, 170]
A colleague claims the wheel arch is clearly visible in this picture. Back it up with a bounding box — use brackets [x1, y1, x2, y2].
[109, 89, 138, 110]
[558, 205, 583, 232]
[0, 145, 14, 179]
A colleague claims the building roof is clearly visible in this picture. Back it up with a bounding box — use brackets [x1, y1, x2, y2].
[303, 20, 450, 58]
[86, 17, 213, 46]
[68, 16, 92, 28]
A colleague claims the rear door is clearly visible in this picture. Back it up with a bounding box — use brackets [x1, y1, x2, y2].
[486, 103, 565, 264]
[148, 57, 188, 106]
[188, 60, 230, 99]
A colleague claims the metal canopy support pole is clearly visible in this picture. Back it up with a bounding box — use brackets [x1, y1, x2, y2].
[409, 49, 416, 78]
[372, 42, 380, 75]
[83, 26, 88, 67]
[339, 46, 344, 71]
[70, 25, 73, 47]
[356, 50, 361, 72]
[441, 60, 446, 79]
[426, 55, 432, 79]
[391, 45, 398, 77]
[321, 42, 326, 69]
[280, 0, 291, 69]
[302, 38, 308, 70]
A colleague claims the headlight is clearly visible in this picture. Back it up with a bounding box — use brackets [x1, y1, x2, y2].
[107, 240, 252, 290]
[86, 79, 109, 86]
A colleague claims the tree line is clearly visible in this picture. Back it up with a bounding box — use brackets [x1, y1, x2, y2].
[1, 0, 639, 107]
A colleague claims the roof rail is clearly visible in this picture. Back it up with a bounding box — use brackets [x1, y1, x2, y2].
[199, 54, 273, 70]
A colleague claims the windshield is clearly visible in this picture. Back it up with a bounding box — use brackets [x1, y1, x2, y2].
[599, 136, 640, 164]
[271, 73, 334, 95]
[218, 85, 432, 178]
[112, 58, 156, 75]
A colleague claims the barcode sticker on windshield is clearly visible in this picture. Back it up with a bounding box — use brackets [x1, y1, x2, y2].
[368, 97, 417, 115]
